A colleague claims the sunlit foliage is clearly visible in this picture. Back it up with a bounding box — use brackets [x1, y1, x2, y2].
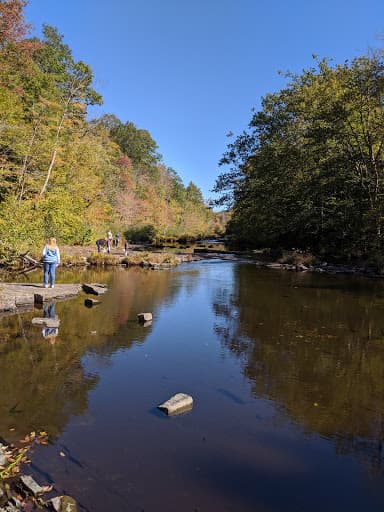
[0, 0, 215, 253]
[215, 54, 384, 259]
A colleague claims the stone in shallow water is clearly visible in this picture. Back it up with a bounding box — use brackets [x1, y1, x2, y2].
[158, 393, 193, 415]
[51, 495, 78, 512]
[31, 318, 60, 328]
[84, 298, 101, 307]
[137, 312, 152, 323]
[20, 475, 43, 495]
[82, 283, 108, 295]
[0, 443, 7, 466]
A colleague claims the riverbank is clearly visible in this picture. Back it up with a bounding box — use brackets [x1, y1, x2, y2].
[0, 283, 108, 315]
[1, 245, 199, 275]
[2, 243, 383, 283]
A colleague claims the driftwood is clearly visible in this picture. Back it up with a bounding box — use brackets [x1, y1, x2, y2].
[3, 251, 43, 274]
[19, 252, 42, 266]
[17, 251, 42, 273]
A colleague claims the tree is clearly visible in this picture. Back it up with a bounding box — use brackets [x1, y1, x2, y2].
[0, 0, 29, 49]
[110, 120, 161, 170]
[214, 54, 384, 258]
[33, 25, 102, 196]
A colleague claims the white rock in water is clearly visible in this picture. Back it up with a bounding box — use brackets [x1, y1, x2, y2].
[0, 442, 7, 466]
[158, 393, 193, 415]
[137, 312, 152, 323]
[20, 474, 44, 495]
[31, 318, 60, 328]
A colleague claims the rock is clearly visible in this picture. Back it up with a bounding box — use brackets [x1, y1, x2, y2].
[51, 497, 61, 511]
[0, 443, 7, 466]
[51, 495, 78, 512]
[158, 393, 193, 415]
[266, 263, 283, 269]
[1, 503, 18, 511]
[20, 475, 44, 495]
[137, 312, 152, 323]
[31, 318, 60, 328]
[84, 298, 101, 307]
[82, 283, 108, 295]
[10, 497, 21, 508]
[33, 293, 44, 305]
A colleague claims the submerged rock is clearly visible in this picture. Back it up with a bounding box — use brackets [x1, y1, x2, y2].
[158, 393, 193, 415]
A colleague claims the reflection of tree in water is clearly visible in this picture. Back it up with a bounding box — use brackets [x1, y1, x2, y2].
[213, 264, 384, 474]
[0, 266, 190, 441]
[0, 324, 98, 441]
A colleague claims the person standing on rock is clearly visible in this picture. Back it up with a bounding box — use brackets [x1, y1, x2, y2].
[42, 237, 60, 288]
[107, 230, 113, 253]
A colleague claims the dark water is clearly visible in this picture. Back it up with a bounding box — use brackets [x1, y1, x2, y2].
[2, 261, 384, 511]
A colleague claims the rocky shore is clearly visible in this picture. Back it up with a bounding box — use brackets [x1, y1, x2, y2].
[0, 283, 107, 315]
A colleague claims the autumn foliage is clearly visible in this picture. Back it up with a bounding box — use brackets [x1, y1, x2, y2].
[0, 1, 218, 253]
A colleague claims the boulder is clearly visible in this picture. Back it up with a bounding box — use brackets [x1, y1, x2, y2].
[137, 312, 152, 323]
[20, 475, 44, 495]
[82, 283, 108, 295]
[158, 393, 193, 415]
[51, 495, 78, 512]
[0, 443, 7, 466]
[31, 318, 60, 328]
[84, 298, 101, 307]
[266, 263, 283, 269]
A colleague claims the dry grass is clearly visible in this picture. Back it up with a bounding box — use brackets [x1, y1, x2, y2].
[88, 253, 122, 266]
[122, 251, 180, 267]
[61, 253, 88, 266]
[278, 250, 316, 267]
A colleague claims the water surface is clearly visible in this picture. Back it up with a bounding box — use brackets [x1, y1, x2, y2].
[1, 262, 384, 511]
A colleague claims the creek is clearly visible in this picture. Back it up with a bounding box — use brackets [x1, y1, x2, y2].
[1, 260, 384, 511]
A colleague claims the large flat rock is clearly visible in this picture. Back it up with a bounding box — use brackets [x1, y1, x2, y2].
[0, 283, 82, 314]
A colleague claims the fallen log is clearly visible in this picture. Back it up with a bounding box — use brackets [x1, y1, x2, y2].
[20, 253, 42, 266]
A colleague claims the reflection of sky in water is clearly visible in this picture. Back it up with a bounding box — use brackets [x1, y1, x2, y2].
[2, 263, 384, 511]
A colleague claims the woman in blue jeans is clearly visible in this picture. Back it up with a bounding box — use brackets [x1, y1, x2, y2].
[42, 237, 60, 288]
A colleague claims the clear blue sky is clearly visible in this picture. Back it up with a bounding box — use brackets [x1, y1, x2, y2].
[25, 0, 383, 202]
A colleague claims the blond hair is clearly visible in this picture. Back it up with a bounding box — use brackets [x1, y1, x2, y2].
[47, 237, 57, 249]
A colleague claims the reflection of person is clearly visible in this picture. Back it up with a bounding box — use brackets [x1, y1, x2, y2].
[42, 237, 60, 288]
[42, 303, 59, 344]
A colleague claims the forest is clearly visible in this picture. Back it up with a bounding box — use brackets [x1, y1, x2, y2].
[0, 0, 221, 257]
[215, 50, 384, 263]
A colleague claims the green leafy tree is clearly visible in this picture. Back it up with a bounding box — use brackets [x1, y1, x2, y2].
[215, 54, 384, 258]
